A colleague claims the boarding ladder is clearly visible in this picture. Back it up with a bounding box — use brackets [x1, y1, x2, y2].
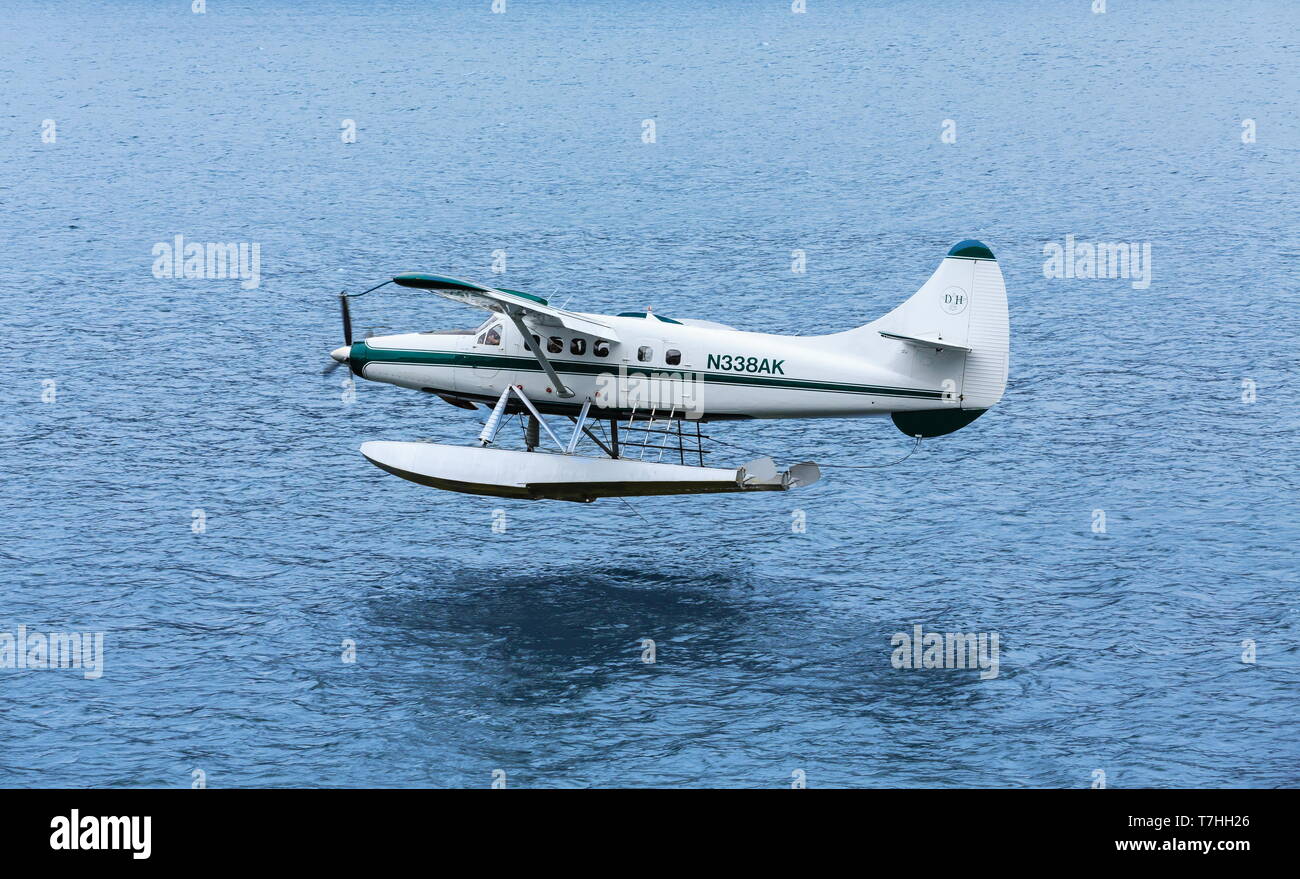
[620, 405, 708, 467]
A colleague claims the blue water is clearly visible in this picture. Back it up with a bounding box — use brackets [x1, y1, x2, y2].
[1, 0, 1297, 788]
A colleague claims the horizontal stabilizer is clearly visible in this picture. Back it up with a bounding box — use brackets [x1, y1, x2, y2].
[878, 330, 971, 352]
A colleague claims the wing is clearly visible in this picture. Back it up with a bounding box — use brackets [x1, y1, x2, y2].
[391, 273, 620, 342]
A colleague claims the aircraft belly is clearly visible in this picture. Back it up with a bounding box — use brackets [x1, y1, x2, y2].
[511, 369, 595, 404]
[696, 384, 918, 419]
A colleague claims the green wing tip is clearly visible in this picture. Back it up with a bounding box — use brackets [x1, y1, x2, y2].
[497, 288, 549, 306]
[392, 272, 458, 288]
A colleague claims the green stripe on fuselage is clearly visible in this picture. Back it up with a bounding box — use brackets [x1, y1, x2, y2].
[347, 341, 943, 400]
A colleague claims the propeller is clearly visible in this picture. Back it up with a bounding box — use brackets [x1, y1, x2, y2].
[322, 292, 353, 375]
[323, 279, 394, 376]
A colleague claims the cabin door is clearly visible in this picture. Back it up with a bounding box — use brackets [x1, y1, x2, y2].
[458, 320, 505, 397]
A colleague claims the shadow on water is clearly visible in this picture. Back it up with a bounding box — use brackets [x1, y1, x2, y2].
[360, 557, 1008, 722]
[361, 561, 759, 704]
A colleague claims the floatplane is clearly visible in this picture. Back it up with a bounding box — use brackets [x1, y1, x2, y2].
[324, 240, 1009, 502]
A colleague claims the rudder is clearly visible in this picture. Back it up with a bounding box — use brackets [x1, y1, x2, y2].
[865, 239, 1009, 436]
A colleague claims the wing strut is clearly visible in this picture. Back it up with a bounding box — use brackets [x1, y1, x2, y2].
[502, 307, 576, 398]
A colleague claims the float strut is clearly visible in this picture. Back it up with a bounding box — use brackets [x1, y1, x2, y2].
[565, 399, 592, 454]
[478, 387, 511, 446]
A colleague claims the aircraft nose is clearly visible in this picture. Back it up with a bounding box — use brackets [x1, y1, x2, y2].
[331, 345, 351, 364]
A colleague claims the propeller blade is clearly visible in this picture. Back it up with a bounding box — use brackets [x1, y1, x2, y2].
[340, 292, 353, 346]
[322, 360, 343, 376]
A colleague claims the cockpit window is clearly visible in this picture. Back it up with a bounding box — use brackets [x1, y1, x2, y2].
[477, 324, 501, 346]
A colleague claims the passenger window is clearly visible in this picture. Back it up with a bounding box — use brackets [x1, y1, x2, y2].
[525, 333, 540, 351]
[637, 346, 653, 362]
[593, 340, 610, 357]
[483, 325, 501, 346]
[570, 338, 586, 356]
[547, 336, 563, 354]
[665, 349, 681, 366]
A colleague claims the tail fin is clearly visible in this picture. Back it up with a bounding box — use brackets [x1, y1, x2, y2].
[866, 240, 1010, 437]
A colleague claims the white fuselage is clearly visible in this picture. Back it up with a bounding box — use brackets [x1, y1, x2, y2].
[346, 311, 960, 421]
